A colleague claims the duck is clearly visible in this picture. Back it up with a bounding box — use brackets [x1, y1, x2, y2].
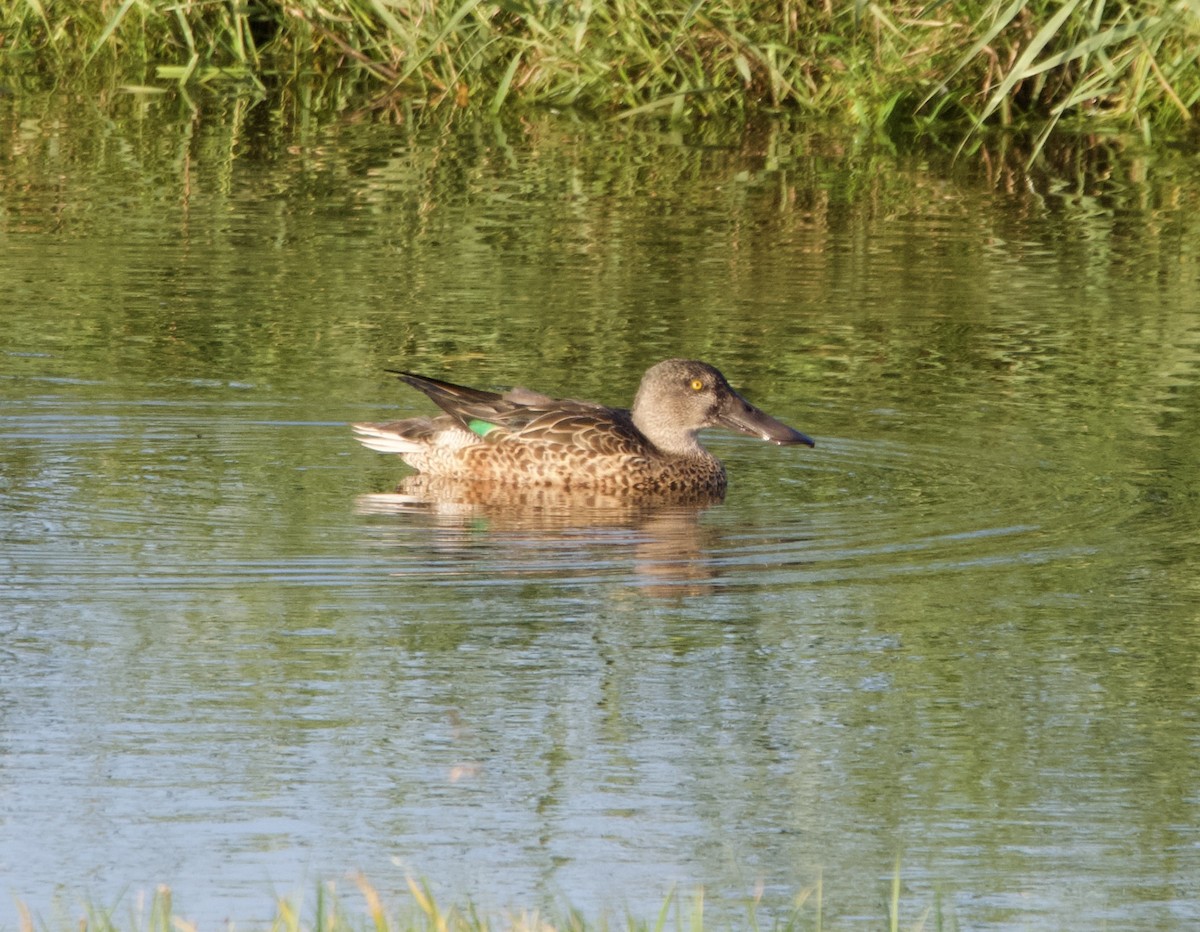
[353, 358, 813, 494]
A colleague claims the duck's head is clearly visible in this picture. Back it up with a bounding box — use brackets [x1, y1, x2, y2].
[631, 359, 814, 456]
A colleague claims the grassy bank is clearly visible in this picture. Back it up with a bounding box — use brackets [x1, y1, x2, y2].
[12, 871, 935, 932]
[2, 1, 1197, 133]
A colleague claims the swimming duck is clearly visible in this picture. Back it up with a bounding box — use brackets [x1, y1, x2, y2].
[353, 358, 813, 494]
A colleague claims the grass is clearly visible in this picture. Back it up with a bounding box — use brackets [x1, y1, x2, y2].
[1, 1, 1197, 136]
[9, 868, 940, 932]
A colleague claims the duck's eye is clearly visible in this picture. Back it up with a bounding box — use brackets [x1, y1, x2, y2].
[690, 378, 705, 391]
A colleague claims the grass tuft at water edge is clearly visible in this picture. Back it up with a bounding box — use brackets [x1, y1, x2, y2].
[2, 1, 1197, 135]
[8, 869, 949, 932]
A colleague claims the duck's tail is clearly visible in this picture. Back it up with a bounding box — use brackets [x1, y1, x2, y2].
[352, 420, 430, 455]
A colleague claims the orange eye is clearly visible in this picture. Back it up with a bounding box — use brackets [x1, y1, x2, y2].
[690, 378, 704, 391]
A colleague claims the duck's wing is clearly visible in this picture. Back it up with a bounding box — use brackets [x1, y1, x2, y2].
[498, 406, 649, 456]
[392, 371, 510, 420]
[392, 371, 648, 453]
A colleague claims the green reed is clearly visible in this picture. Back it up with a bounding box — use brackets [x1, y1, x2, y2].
[2, 1, 1197, 133]
[19, 865, 957, 932]
[14, 874, 859, 932]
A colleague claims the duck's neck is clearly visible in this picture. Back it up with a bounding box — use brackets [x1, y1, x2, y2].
[632, 412, 707, 458]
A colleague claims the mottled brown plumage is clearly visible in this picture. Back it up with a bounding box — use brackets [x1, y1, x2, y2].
[353, 359, 813, 494]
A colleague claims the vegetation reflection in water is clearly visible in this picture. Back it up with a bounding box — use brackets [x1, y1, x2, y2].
[2, 91, 1200, 930]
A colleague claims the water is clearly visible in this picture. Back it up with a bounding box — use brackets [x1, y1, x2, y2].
[2, 93, 1200, 928]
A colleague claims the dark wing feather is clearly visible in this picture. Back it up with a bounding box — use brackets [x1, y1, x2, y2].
[391, 370, 651, 455]
[392, 370, 552, 430]
[391, 371, 507, 421]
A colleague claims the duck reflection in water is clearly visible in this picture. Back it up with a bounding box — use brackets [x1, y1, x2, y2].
[356, 477, 727, 598]
[353, 358, 813, 496]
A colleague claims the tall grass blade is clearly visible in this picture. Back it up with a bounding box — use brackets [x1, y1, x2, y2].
[979, 0, 1086, 123]
[392, 0, 485, 88]
[688, 887, 704, 932]
[919, 0, 1027, 110]
[1145, 47, 1194, 120]
[611, 88, 717, 120]
[1022, 17, 1151, 79]
[22, 0, 50, 35]
[173, 3, 196, 57]
[87, 0, 137, 64]
[275, 895, 300, 932]
[816, 867, 823, 932]
[650, 886, 676, 932]
[889, 856, 901, 932]
[356, 874, 390, 932]
[315, 880, 327, 932]
[491, 50, 523, 114]
[365, 0, 409, 39]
